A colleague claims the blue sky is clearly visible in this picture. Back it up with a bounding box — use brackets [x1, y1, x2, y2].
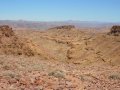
[0, 0, 120, 22]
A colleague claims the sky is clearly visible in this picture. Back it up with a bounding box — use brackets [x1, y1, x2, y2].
[0, 0, 120, 22]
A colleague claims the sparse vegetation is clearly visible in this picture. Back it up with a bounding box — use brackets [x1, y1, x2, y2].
[48, 70, 65, 78]
[109, 73, 120, 80]
[0, 25, 120, 89]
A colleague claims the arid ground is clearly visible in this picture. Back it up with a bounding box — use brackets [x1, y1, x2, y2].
[0, 25, 120, 90]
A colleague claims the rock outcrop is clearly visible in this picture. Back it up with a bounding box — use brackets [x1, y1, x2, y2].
[0, 25, 40, 56]
[49, 25, 75, 30]
[0, 25, 14, 37]
[109, 25, 120, 36]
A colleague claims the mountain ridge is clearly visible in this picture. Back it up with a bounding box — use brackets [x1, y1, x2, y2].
[0, 20, 120, 30]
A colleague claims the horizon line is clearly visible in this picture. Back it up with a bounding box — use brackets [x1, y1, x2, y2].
[0, 19, 120, 23]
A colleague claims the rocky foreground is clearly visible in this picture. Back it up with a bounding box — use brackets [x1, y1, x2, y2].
[0, 25, 120, 90]
[0, 55, 120, 90]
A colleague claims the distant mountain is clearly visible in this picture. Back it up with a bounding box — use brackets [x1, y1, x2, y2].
[0, 20, 120, 30]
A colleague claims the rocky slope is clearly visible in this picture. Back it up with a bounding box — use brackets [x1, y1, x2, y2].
[0, 25, 41, 56]
[19, 25, 119, 65]
[0, 25, 120, 90]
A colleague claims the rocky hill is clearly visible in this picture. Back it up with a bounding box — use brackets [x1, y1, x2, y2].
[15, 25, 120, 65]
[0, 25, 40, 56]
[0, 25, 120, 90]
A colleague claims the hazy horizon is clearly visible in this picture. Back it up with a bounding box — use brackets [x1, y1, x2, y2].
[0, 19, 120, 23]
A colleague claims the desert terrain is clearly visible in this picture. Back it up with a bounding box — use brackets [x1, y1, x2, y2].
[0, 25, 120, 90]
